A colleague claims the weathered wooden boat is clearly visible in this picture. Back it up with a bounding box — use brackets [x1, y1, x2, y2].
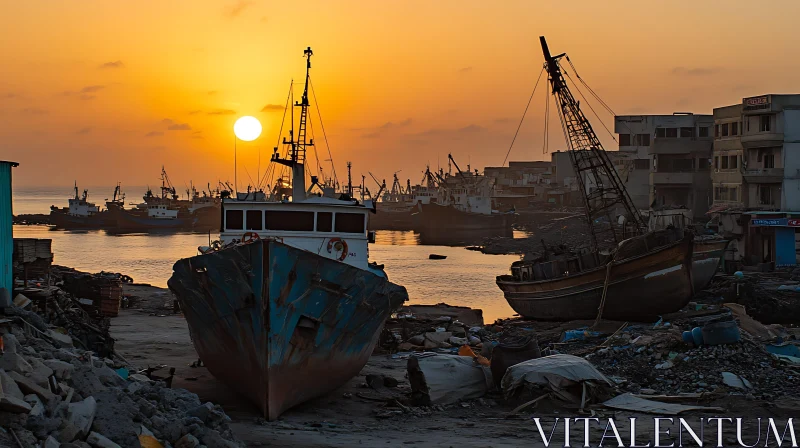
[692, 238, 730, 291]
[168, 47, 408, 420]
[496, 229, 695, 321]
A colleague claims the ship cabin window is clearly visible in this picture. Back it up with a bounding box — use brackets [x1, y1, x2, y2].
[265, 211, 315, 231]
[334, 212, 366, 234]
[225, 209, 244, 230]
[246, 210, 263, 230]
[316, 212, 333, 232]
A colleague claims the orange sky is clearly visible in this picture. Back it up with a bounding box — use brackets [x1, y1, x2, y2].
[2, 0, 800, 189]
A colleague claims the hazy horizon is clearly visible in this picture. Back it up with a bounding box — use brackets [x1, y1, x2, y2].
[3, 0, 800, 188]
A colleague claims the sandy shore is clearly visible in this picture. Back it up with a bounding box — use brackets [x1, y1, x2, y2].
[112, 285, 785, 447]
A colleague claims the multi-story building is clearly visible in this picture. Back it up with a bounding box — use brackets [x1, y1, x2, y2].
[710, 95, 800, 267]
[616, 114, 714, 220]
[711, 104, 746, 209]
[484, 161, 551, 209]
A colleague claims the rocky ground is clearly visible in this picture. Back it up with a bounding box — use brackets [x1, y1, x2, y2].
[112, 281, 799, 447]
[3, 265, 799, 447]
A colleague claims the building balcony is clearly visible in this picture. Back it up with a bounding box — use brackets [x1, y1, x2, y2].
[743, 168, 784, 183]
[651, 138, 713, 155]
[741, 132, 784, 148]
[651, 172, 694, 185]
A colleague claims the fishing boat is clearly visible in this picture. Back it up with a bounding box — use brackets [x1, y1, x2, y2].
[167, 47, 408, 420]
[495, 37, 696, 322]
[368, 174, 415, 230]
[692, 238, 730, 291]
[114, 203, 192, 231]
[497, 228, 694, 321]
[413, 156, 515, 233]
[49, 183, 105, 229]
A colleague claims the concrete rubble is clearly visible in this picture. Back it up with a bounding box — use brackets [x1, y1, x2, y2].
[0, 280, 244, 447]
[375, 270, 800, 420]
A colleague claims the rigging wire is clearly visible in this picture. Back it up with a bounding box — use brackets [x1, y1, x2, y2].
[565, 56, 639, 139]
[307, 115, 325, 185]
[566, 57, 616, 116]
[542, 80, 550, 155]
[562, 65, 617, 143]
[309, 77, 338, 188]
[502, 66, 545, 166]
[259, 80, 294, 191]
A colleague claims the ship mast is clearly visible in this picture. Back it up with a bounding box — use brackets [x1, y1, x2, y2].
[273, 47, 315, 201]
[540, 36, 646, 252]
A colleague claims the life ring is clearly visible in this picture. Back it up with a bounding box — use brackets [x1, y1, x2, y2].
[241, 232, 260, 243]
[326, 237, 348, 261]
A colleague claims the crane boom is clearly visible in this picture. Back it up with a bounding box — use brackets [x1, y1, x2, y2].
[540, 36, 647, 252]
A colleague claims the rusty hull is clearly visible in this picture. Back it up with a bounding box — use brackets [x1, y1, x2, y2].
[496, 233, 694, 321]
[168, 240, 407, 420]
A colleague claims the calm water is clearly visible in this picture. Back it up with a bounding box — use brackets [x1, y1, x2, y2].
[12, 186, 521, 321]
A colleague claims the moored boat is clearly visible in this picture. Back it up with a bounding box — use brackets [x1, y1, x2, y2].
[167, 47, 408, 420]
[49, 183, 106, 229]
[496, 229, 695, 321]
[692, 238, 731, 291]
[415, 202, 514, 232]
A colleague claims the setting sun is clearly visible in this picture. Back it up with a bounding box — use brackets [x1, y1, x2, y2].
[233, 116, 262, 142]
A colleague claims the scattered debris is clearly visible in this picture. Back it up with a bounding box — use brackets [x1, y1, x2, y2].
[603, 393, 723, 415]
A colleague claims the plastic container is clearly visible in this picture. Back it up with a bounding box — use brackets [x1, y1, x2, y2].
[691, 327, 704, 345]
[701, 321, 741, 345]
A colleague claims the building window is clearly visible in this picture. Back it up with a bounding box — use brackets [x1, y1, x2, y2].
[760, 115, 771, 132]
[317, 212, 333, 232]
[759, 185, 775, 205]
[265, 211, 315, 231]
[246, 210, 263, 230]
[619, 134, 631, 146]
[225, 209, 244, 230]
[680, 127, 694, 138]
[673, 158, 694, 172]
[636, 134, 651, 146]
[714, 156, 719, 169]
[656, 128, 666, 138]
[699, 127, 709, 138]
[335, 212, 366, 234]
[730, 155, 738, 169]
[721, 156, 729, 169]
[715, 125, 720, 138]
[634, 159, 650, 170]
[764, 154, 775, 169]
[666, 128, 678, 138]
[732, 122, 738, 136]
[721, 123, 729, 137]
[698, 158, 710, 171]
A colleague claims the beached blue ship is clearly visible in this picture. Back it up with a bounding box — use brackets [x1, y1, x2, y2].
[167, 47, 407, 420]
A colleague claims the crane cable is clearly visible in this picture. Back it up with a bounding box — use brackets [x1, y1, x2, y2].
[502, 66, 545, 166]
[562, 66, 617, 143]
[542, 81, 550, 154]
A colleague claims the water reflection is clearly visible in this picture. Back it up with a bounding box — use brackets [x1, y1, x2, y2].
[13, 226, 521, 322]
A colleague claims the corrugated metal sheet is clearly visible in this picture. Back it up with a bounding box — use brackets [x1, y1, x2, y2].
[0, 161, 18, 293]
